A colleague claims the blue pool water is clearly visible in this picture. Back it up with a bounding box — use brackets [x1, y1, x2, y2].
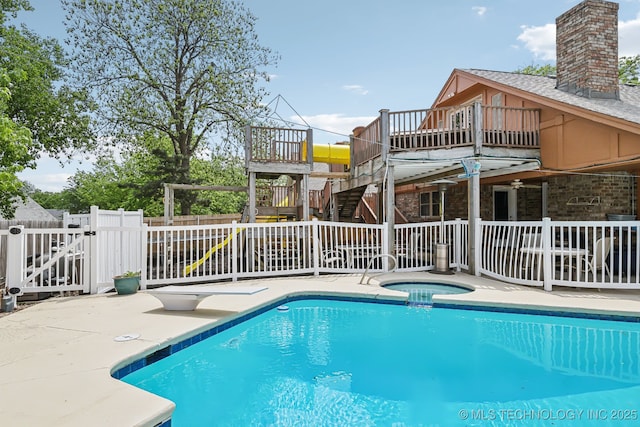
[383, 282, 471, 305]
[121, 300, 640, 426]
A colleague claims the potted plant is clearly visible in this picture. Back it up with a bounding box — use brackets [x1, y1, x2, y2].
[113, 271, 140, 295]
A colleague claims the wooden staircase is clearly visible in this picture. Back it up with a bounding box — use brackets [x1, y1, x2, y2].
[327, 186, 368, 222]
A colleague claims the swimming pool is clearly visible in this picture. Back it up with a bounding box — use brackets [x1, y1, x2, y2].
[121, 299, 640, 426]
[383, 281, 471, 305]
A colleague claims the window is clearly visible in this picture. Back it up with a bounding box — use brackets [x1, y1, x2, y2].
[449, 105, 473, 129]
[448, 96, 481, 130]
[420, 192, 440, 217]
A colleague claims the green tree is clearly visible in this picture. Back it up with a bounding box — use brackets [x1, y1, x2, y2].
[0, 1, 94, 217]
[63, 0, 277, 214]
[64, 157, 138, 214]
[1, 25, 94, 159]
[190, 151, 247, 215]
[0, 0, 31, 19]
[515, 63, 557, 76]
[0, 70, 33, 218]
[30, 187, 76, 212]
[619, 55, 640, 85]
[48, 138, 248, 216]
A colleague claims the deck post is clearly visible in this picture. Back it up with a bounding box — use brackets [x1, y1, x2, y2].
[306, 128, 313, 166]
[163, 184, 174, 225]
[474, 217, 482, 276]
[469, 173, 481, 275]
[302, 174, 310, 221]
[385, 165, 395, 258]
[380, 109, 390, 162]
[330, 192, 339, 222]
[473, 101, 483, 155]
[380, 109, 394, 254]
[248, 172, 256, 223]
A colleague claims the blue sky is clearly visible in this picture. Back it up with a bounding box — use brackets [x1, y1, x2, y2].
[15, 0, 640, 191]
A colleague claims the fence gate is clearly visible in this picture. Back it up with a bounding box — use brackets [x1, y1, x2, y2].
[4, 225, 91, 297]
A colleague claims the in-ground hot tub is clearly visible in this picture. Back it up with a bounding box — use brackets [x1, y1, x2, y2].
[383, 282, 471, 305]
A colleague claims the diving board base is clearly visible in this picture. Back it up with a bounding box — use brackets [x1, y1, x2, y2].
[147, 285, 267, 311]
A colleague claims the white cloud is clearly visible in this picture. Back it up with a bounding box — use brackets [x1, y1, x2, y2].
[472, 6, 487, 17]
[517, 23, 556, 61]
[289, 113, 377, 143]
[342, 85, 369, 96]
[517, 13, 640, 61]
[620, 13, 640, 57]
[17, 155, 96, 192]
[19, 172, 73, 192]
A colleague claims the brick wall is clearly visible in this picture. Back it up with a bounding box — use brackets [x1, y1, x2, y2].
[394, 173, 636, 222]
[547, 173, 635, 220]
[396, 192, 423, 222]
[556, 0, 619, 99]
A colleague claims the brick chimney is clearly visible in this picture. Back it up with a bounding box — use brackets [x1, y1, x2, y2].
[556, 0, 619, 99]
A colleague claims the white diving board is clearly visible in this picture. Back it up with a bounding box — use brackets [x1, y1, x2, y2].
[147, 285, 268, 311]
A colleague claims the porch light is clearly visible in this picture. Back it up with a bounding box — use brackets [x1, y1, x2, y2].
[431, 179, 456, 274]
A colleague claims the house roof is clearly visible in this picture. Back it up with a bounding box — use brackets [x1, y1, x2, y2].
[0, 197, 58, 221]
[458, 69, 640, 130]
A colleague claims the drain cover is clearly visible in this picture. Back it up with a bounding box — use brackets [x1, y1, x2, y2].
[114, 333, 140, 342]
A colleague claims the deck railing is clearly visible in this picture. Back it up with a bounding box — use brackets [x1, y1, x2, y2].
[482, 106, 540, 147]
[256, 185, 296, 207]
[352, 105, 540, 167]
[390, 107, 472, 151]
[247, 127, 309, 164]
[352, 116, 382, 167]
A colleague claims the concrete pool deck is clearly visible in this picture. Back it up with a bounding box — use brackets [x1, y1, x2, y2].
[2, 272, 640, 426]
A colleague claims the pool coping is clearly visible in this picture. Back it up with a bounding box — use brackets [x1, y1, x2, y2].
[3, 272, 640, 427]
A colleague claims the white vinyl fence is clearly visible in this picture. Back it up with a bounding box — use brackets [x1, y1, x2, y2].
[3, 207, 640, 306]
[2, 207, 145, 298]
[479, 218, 640, 290]
[2, 225, 91, 297]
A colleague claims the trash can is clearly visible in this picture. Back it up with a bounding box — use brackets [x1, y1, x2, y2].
[1, 295, 14, 312]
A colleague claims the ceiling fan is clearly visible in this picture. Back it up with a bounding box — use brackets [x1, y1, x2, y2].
[510, 179, 542, 190]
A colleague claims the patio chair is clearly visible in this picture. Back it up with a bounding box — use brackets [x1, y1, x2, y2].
[522, 232, 542, 248]
[584, 237, 613, 279]
[322, 249, 346, 268]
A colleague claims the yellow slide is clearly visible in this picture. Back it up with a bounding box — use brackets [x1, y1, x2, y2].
[184, 142, 350, 275]
[311, 143, 350, 165]
[183, 228, 243, 276]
